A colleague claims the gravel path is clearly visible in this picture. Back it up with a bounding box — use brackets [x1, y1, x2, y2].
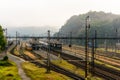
[7, 53, 31, 80]
[0, 51, 6, 60]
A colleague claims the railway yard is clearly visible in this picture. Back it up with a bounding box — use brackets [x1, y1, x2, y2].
[1, 1, 120, 80]
[4, 39, 120, 80]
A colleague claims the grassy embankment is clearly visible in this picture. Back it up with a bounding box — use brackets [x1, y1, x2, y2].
[15, 45, 101, 80]
[52, 60, 102, 80]
[13, 45, 20, 56]
[96, 60, 120, 71]
[0, 60, 21, 80]
[13, 45, 72, 80]
[22, 46, 102, 80]
[22, 62, 72, 80]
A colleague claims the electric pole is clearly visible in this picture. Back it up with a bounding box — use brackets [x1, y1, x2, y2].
[91, 30, 97, 76]
[104, 33, 107, 52]
[115, 29, 117, 53]
[47, 30, 50, 73]
[69, 32, 72, 47]
[57, 31, 59, 41]
[5, 28, 7, 44]
[16, 31, 17, 46]
[85, 16, 90, 78]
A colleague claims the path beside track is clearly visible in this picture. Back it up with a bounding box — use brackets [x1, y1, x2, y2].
[7, 53, 31, 80]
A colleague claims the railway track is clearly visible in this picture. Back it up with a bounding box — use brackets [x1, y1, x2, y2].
[50, 49, 120, 80]
[63, 46, 120, 67]
[49, 62, 84, 80]
[10, 45, 84, 80]
[32, 48, 119, 79]
[10, 42, 119, 79]
[63, 50, 120, 76]
[31, 50, 85, 80]
[64, 45, 120, 60]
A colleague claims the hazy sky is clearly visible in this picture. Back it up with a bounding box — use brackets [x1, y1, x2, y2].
[0, 0, 120, 28]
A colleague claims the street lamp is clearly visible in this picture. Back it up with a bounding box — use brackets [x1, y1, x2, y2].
[85, 16, 90, 78]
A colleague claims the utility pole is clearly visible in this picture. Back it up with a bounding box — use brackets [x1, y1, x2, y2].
[3, 28, 8, 55]
[57, 31, 59, 41]
[17, 32, 20, 45]
[85, 16, 90, 78]
[5, 28, 7, 44]
[6, 28, 8, 54]
[3, 28, 7, 44]
[115, 29, 117, 53]
[91, 38, 95, 75]
[16, 31, 17, 46]
[91, 30, 97, 76]
[95, 30, 97, 52]
[104, 33, 107, 52]
[69, 32, 72, 47]
[47, 30, 50, 73]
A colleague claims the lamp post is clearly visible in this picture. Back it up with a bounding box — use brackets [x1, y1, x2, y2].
[85, 16, 90, 78]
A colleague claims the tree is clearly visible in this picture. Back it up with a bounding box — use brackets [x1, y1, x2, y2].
[55, 11, 120, 46]
[0, 25, 7, 51]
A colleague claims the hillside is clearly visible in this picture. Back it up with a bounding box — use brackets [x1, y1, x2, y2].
[55, 11, 120, 37]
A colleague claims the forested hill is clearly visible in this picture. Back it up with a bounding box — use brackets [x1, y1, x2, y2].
[55, 11, 120, 37]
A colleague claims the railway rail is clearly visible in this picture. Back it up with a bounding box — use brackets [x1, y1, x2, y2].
[9, 44, 84, 80]
[31, 50, 85, 80]
[63, 48, 120, 69]
[9, 42, 119, 79]
[63, 46, 120, 68]
[50, 49, 120, 80]
[31, 48, 117, 80]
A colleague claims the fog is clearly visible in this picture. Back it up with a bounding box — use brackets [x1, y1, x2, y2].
[0, 0, 120, 28]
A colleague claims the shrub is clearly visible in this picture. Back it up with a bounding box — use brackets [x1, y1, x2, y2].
[3, 56, 8, 61]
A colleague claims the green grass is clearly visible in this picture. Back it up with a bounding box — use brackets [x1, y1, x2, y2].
[52, 60, 102, 80]
[22, 62, 72, 80]
[52, 60, 85, 76]
[0, 60, 21, 80]
[95, 60, 120, 71]
[13, 49, 20, 56]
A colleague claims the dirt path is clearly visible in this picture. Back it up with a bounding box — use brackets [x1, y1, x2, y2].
[7, 53, 31, 80]
[0, 51, 6, 60]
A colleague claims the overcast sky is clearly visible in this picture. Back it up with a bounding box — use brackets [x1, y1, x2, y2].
[0, 0, 120, 28]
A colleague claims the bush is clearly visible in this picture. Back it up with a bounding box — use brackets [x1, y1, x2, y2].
[3, 56, 8, 61]
[0, 60, 12, 66]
